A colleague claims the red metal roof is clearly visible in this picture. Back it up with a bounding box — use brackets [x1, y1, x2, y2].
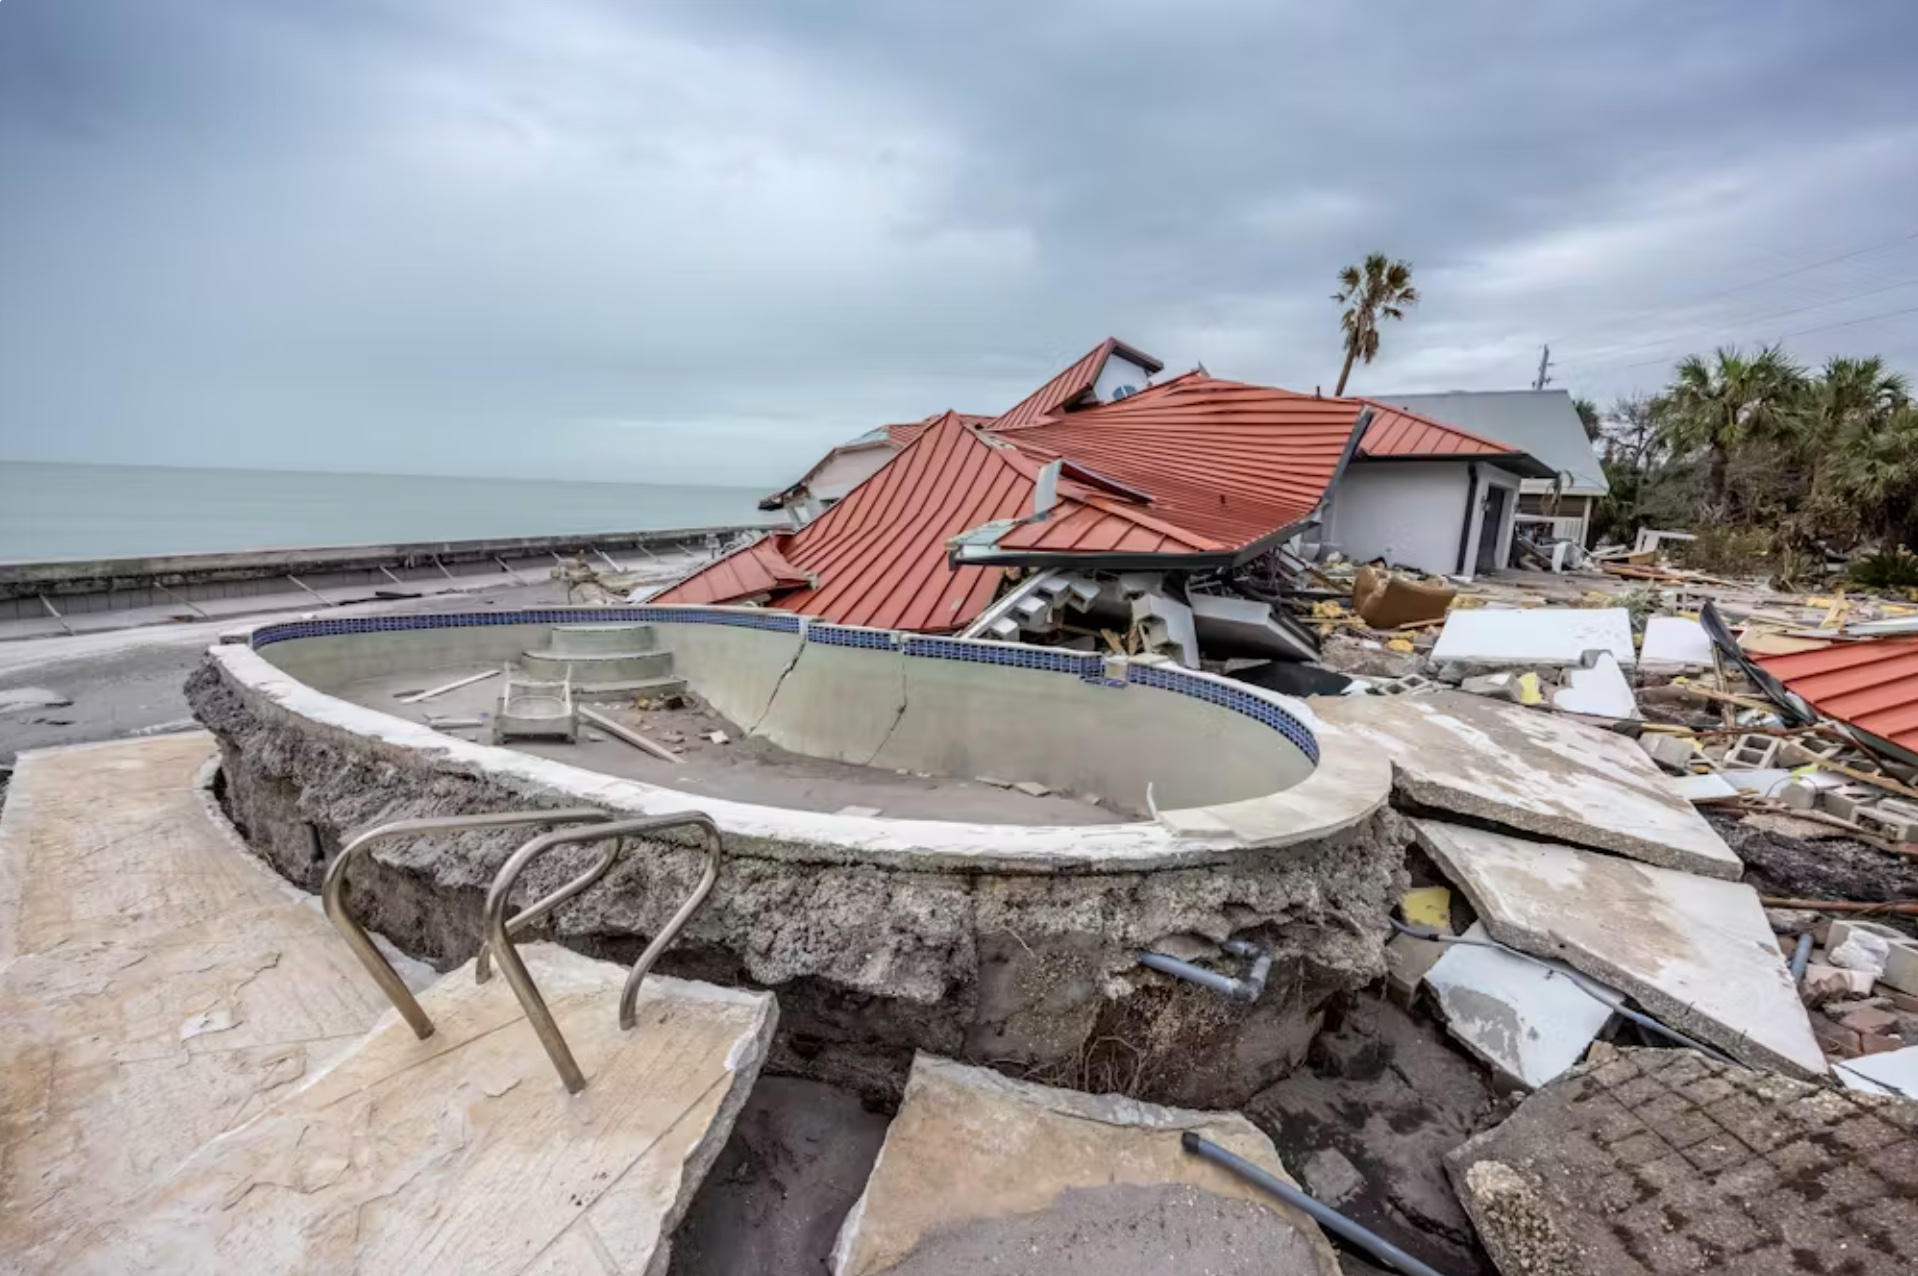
[657, 413, 1028, 630]
[1755, 638, 1918, 760]
[651, 536, 812, 607]
[994, 375, 1367, 552]
[990, 338, 1165, 431]
[1355, 399, 1520, 460]
[885, 413, 990, 447]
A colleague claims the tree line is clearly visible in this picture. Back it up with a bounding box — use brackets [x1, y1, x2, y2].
[1574, 347, 1918, 558]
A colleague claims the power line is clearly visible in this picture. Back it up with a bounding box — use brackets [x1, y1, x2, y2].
[1559, 274, 1918, 373]
[1563, 301, 1918, 379]
[1545, 226, 1918, 353]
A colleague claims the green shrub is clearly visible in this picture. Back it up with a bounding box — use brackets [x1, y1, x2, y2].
[1849, 546, 1918, 591]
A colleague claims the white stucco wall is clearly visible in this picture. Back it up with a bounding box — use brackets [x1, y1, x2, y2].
[1322, 462, 1473, 576]
[1093, 355, 1154, 403]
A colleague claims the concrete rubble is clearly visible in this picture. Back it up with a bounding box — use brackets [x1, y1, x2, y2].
[1448, 1048, 1918, 1275]
[831, 1054, 1341, 1276]
[1422, 920, 1622, 1088]
[1414, 819, 1826, 1079]
[1315, 689, 1743, 879]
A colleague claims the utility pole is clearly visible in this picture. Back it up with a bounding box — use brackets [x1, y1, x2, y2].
[1532, 344, 1553, 391]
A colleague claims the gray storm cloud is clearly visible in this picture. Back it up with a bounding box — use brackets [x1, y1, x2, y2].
[3, 0, 1916, 483]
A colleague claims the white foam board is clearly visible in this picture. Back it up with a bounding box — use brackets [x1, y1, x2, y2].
[1431, 608, 1636, 668]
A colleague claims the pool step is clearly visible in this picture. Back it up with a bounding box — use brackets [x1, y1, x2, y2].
[545, 623, 658, 656]
[517, 648, 682, 695]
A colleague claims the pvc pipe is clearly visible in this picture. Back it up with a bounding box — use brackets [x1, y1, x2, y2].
[1181, 1132, 1455, 1276]
[1790, 932, 1814, 984]
[1139, 952, 1247, 999]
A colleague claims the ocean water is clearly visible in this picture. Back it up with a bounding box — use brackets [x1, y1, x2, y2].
[0, 462, 773, 563]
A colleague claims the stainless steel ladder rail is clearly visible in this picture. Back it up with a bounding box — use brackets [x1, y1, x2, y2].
[476, 813, 724, 1093]
[322, 809, 615, 1039]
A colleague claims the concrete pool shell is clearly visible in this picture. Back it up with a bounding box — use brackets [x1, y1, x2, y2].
[187, 604, 1401, 1106]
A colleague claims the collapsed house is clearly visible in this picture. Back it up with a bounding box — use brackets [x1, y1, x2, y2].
[659, 339, 1554, 666]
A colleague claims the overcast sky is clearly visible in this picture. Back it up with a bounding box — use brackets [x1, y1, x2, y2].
[4, 1, 1917, 486]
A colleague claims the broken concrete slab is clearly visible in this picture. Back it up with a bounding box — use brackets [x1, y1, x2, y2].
[1431, 606, 1635, 669]
[1639, 616, 1713, 668]
[1414, 820, 1826, 1079]
[1449, 1048, 1918, 1275]
[1315, 690, 1742, 879]
[0, 735, 427, 1274]
[1837, 1044, 1918, 1098]
[831, 1054, 1340, 1276]
[1423, 921, 1620, 1089]
[1551, 651, 1639, 719]
[76, 944, 777, 1274]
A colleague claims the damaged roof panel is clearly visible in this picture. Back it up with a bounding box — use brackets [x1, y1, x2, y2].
[1755, 637, 1918, 760]
[649, 536, 811, 606]
[990, 337, 1166, 431]
[656, 411, 1034, 631]
[1000, 376, 1368, 550]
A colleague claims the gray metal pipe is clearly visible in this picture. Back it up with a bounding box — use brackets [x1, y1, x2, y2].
[1181, 1132, 1455, 1276]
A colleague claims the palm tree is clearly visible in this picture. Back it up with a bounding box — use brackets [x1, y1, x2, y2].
[1573, 396, 1602, 442]
[1827, 405, 1918, 542]
[1332, 253, 1419, 396]
[1653, 345, 1806, 514]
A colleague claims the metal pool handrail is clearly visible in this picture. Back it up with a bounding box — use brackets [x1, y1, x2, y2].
[478, 813, 724, 1093]
[322, 808, 615, 1039]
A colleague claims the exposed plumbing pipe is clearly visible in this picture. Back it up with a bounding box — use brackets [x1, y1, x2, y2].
[1389, 919, 1738, 1066]
[1181, 1132, 1456, 1276]
[1790, 932, 1814, 985]
[1139, 939, 1270, 1002]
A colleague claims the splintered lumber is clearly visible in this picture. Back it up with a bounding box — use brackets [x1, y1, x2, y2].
[398, 668, 500, 705]
[577, 706, 680, 762]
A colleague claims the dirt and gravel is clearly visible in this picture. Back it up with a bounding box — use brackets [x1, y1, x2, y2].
[871, 1182, 1333, 1276]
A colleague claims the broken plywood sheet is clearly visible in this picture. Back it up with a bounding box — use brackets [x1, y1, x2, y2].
[1447, 1049, 1918, 1275]
[1424, 921, 1620, 1089]
[1414, 819, 1824, 1079]
[1431, 607, 1635, 668]
[73, 944, 777, 1275]
[1314, 691, 1742, 879]
[832, 1054, 1339, 1276]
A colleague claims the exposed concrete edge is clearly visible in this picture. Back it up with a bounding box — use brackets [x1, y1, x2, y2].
[643, 977, 781, 1276]
[1412, 820, 1826, 1081]
[1389, 762, 1743, 881]
[1157, 723, 1391, 846]
[830, 1053, 1338, 1276]
[206, 641, 1385, 874]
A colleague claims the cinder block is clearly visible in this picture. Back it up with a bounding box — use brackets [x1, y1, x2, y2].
[1725, 734, 1781, 769]
[1818, 786, 1879, 821]
[1777, 779, 1818, 812]
[1876, 797, 1918, 824]
[1639, 733, 1695, 771]
[1855, 806, 1918, 844]
[1779, 738, 1842, 767]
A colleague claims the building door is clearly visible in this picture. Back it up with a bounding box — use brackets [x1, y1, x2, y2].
[1476, 485, 1508, 573]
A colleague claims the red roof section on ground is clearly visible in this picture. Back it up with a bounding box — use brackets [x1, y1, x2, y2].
[994, 375, 1367, 552]
[1754, 638, 1918, 759]
[1355, 399, 1521, 460]
[990, 338, 1165, 431]
[650, 536, 812, 607]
